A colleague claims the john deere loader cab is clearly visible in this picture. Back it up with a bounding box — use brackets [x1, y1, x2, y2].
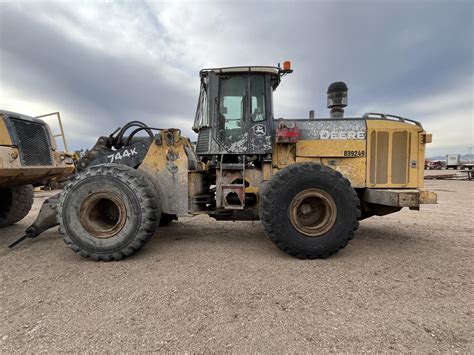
[193, 66, 283, 157]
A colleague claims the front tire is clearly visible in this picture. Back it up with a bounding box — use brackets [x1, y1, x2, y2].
[260, 163, 360, 259]
[0, 185, 34, 228]
[58, 164, 160, 261]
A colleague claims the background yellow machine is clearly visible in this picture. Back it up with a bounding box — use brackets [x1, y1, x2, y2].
[0, 110, 74, 227]
[15, 62, 436, 260]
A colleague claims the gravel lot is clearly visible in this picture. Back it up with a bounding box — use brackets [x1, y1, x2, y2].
[0, 177, 472, 352]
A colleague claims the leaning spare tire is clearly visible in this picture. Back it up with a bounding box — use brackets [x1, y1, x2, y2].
[259, 163, 360, 259]
[0, 185, 34, 228]
[58, 164, 160, 261]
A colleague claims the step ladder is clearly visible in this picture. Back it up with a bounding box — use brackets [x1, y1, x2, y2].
[220, 155, 246, 210]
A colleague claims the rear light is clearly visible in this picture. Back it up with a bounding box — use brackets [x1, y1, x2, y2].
[421, 133, 432, 144]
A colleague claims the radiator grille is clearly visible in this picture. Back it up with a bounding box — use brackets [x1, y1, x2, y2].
[10, 118, 53, 166]
[375, 131, 389, 184]
[391, 131, 409, 184]
[370, 130, 410, 185]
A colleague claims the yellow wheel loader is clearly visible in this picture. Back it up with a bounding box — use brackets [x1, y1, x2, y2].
[13, 62, 437, 260]
[0, 110, 74, 228]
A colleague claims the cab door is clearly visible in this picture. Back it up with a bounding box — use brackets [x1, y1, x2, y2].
[216, 74, 249, 153]
[247, 74, 272, 154]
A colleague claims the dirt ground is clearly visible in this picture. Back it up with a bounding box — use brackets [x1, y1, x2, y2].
[0, 177, 472, 352]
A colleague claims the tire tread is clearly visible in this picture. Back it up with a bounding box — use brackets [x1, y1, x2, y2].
[0, 185, 34, 227]
[260, 163, 360, 259]
[58, 164, 159, 261]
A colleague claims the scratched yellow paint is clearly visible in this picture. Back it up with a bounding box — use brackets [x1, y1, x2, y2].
[272, 143, 296, 166]
[296, 140, 366, 157]
[139, 130, 194, 215]
[276, 139, 367, 187]
[272, 140, 367, 187]
[320, 157, 366, 187]
[0, 119, 12, 146]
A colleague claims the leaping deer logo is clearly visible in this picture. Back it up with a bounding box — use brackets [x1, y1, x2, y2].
[253, 124, 266, 136]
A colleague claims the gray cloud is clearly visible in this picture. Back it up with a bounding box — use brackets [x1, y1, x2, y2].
[0, 0, 472, 156]
[0, 3, 194, 135]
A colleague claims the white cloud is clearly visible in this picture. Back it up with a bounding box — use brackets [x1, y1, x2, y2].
[0, 0, 472, 154]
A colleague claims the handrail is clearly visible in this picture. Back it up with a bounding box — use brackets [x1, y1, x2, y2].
[362, 112, 422, 127]
[35, 112, 70, 153]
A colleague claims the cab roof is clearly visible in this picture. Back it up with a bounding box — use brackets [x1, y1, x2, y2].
[200, 66, 280, 76]
[199, 66, 283, 89]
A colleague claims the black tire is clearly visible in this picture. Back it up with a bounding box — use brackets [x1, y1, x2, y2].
[58, 164, 160, 261]
[259, 163, 360, 259]
[159, 213, 178, 226]
[0, 185, 34, 228]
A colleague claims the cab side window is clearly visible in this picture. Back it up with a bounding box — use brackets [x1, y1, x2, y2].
[218, 75, 247, 143]
[250, 75, 266, 122]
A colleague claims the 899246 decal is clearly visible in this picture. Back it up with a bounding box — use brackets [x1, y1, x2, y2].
[344, 150, 365, 157]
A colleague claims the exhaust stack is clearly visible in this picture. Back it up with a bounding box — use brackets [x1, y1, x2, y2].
[327, 81, 348, 118]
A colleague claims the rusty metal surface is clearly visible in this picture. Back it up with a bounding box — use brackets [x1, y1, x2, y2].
[79, 192, 127, 239]
[138, 130, 193, 215]
[363, 189, 438, 207]
[188, 171, 207, 212]
[215, 165, 263, 211]
[289, 188, 337, 237]
[221, 185, 245, 209]
[216, 169, 243, 209]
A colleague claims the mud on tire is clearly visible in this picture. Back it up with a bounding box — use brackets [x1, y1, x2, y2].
[0, 185, 34, 228]
[259, 163, 360, 259]
[58, 164, 160, 261]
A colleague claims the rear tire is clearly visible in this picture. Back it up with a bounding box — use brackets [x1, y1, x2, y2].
[260, 163, 360, 259]
[0, 185, 34, 228]
[58, 164, 160, 261]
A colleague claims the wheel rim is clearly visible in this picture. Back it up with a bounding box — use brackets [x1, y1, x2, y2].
[80, 192, 127, 239]
[289, 188, 337, 237]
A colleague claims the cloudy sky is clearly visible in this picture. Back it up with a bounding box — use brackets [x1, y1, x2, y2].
[0, 0, 472, 157]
